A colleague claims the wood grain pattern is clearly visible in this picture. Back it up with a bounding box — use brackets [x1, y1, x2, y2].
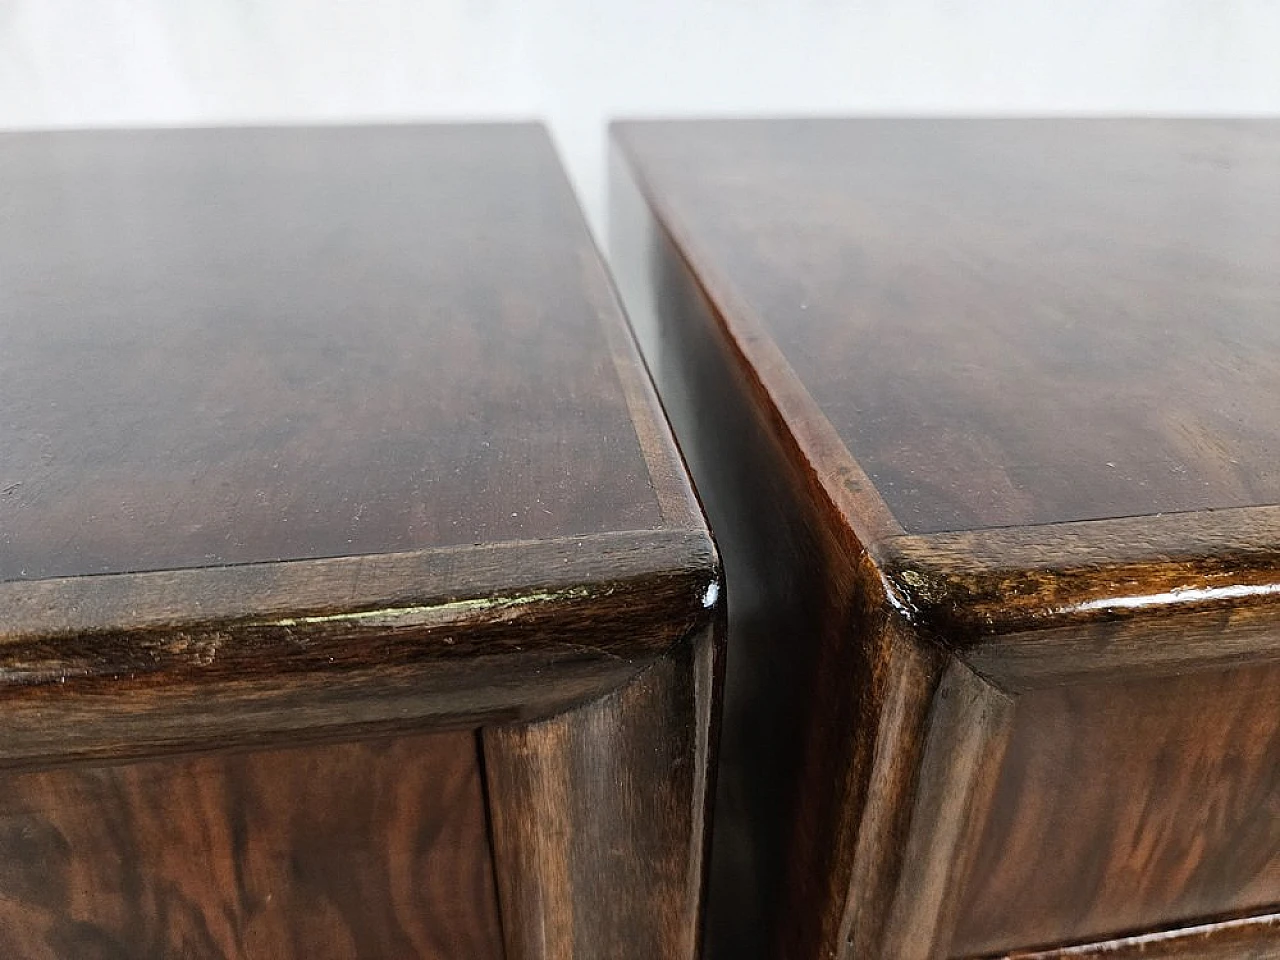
[0, 531, 715, 768]
[884, 506, 1280, 644]
[973, 912, 1280, 959]
[612, 118, 1280, 535]
[0, 731, 502, 959]
[483, 623, 722, 959]
[613, 158, 1014, 960]
[0, 122, 716, 756]
[0, 124, 666, 583]
[870, 661, 1013, 960]
[612, 119, 1280, 959]
[953, 662, 1280, 956]
[0, 124, 721, 956]
[884, 507, 1280, 686]
[613, 154, 879, 957]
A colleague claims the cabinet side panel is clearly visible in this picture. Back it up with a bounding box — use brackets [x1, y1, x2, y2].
[952, 661, 1280, 956]
[0, 731, 503, 959]
[611, 143, 865, 958]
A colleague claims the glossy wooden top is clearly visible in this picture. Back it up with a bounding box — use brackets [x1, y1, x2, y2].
[0, 125, 714, 763]
[614, 119, 1280, 536]
[0, 124, 689, 583]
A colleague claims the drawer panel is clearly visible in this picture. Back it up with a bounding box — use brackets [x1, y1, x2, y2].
[952, 661, 1280, 956]
[0, 731, 502, 959]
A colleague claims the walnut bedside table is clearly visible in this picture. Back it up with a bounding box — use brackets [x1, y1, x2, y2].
[612, 119, 1279, 959]
[0, 124, 720, 959]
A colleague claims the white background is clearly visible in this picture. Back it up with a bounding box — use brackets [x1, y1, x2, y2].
[4, 1, 1279, 232]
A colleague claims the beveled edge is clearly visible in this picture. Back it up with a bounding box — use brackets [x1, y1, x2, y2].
[0, 122, 724, 765]
[561, 159, 707, 533]
[0, 528, 719, 766]
[962, 908, 1280, 959]
[882, 504, 1280, 635]
[533, 121, 708, 533]
[881, 506, 1280, 688]
[613, 121, 1280, 687]
[613, 120, 1280, 960]
[0, 529, 715, 645]
[611, 121, 906, 562]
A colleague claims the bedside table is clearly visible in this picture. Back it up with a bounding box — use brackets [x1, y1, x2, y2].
[611, 119, 1279, 959]
[0, 124, 720, 959]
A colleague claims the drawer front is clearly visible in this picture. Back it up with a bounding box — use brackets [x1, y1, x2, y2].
[0, 731, 502, 959]
[952, 661, 1280, 956]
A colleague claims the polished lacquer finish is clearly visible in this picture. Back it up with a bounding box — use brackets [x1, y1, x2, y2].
[0, 125, 721, 958]
[0, 733, 502, 959]
[616, 119, 1280, 534]
[611, 119, 1280, 960]
[0, 125, 660, 581]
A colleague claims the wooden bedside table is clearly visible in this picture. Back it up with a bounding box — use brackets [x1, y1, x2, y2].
[611, 119, 1280, 960]
[0, 124, 720, 959]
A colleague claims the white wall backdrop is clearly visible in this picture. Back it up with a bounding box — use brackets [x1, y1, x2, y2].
[3, 1, 1279, 231]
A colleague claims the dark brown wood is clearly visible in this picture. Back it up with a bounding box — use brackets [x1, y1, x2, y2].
[0, 124, 674, 582]
[868, 660, 1013, 959]
[611, 118, 1280, 536]
[885, 506, 1280, 687]
[483, 622, 722, 959]
[884, 505, 1280, 650]
[953, 663, 1280, 956]
[0, 731, 502, 959]
[2, 125, 720, 957]
[611, 119, 1280, 959]
[0, 530, 714, 768]
[0, 123, 714, 751]
[613, 148, 881, 958]
[975, 912, 1280, 959]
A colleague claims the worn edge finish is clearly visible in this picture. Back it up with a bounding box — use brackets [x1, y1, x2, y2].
[610, 125, 1280, 960]
[966, 911, 1280, 959]
[0, 530, 718, 767]
[884, 506, 1280, 688]
[0, 126, 723, 960]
